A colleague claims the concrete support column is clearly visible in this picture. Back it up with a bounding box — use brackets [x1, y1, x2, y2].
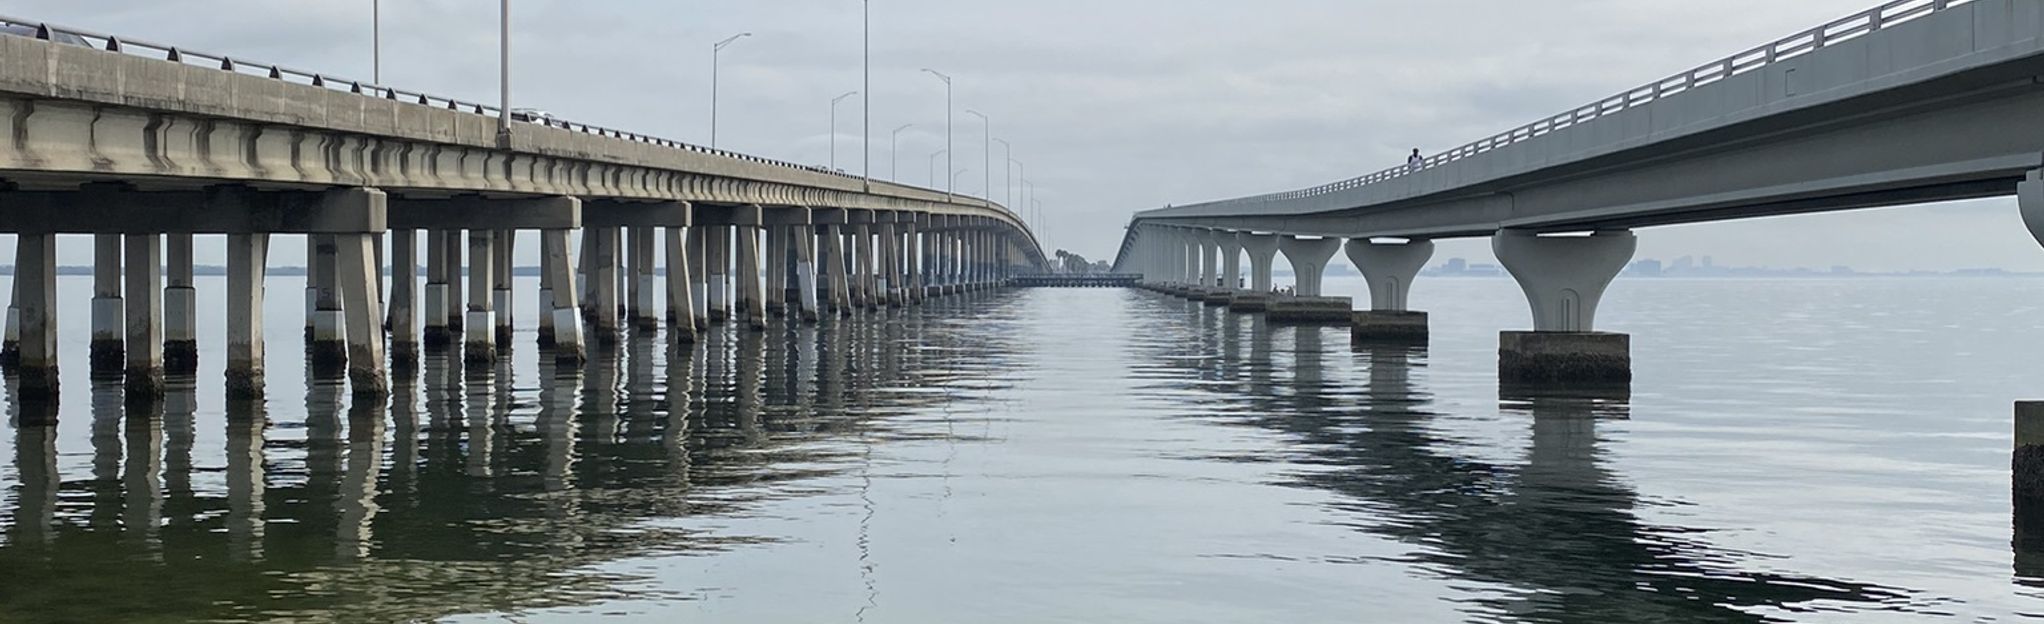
[164, 233, 197, 373]
[423, 230, 451, 346]
[465, 230, 497, 363]
[877, 221, 899, 306]
[1493, 229, 1636, 384]
[588, 227, 621, 342]
[793, 226, 820, 322]
[707, 226, 730, 322]
[2, 269, 20, 370]
[1345, 238, 1434, 344]
[303, 239, 319, 344]
[124, 234, 165, 400]
[309, 235, 347, 373]
[1242, 233, 1279, 293]
[824, 224, 852, 315]
[15, 234, 56, 399]
[856, 224, 879, 308]
[334, 233, 388, 398]
[1219, 231, 1242, 293]
[664, 227, 698, 342]
[905, 219, 924, 303]
[444, 230, 465, 333]
[389, 229, 419, 366]
[766, 226, 790, 314]
[736, 225, 768, 330]
[629, 226, 659, 330]
[536, 229, 556, 345]
[91, 233, 124, 373]
[1277, 236, 1340, 297]
[493, 230, 515, 345]
[687, 225, 710, 330]
[1196, 231, 1217, 291]
[540, 229, 585, 362]
[224, 233, 267, 400]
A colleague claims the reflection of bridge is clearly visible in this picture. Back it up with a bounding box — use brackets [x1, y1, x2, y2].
[0, 17, 1046, 404]
[1132, 299, 1926, 621]
[1113, 0, 2044, 387]
[1, 296, 1015, 621]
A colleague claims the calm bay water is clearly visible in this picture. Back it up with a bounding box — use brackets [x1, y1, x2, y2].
[1, 274, 2043, 622]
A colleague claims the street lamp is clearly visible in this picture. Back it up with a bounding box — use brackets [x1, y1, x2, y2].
[890, 123, 915, 181]
[830, 90, 859, 172]
[921, 68, 952, 200]
[496, 0, 509, 141]
[953, 168, 971, 193]
[967, 109, 991, 203]
[928, 149, 947, 188]
[862, 0, 870, 189]
[992, 138, 1013, 208]
[371, 0, 381, 85]
[711, 32, 753, 149]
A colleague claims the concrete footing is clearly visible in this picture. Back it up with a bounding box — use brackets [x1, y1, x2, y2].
[1351, 311, 1428, 345]
[1266, 296, 1354, 325]
[1498, 331, 1631, 384]
[1229, 291, 1270, 312]
[310, 309, 347, 374]
[90, 296, 124, 373]
[465, 311, 497, 363]
[2018, 402, 2044, 557]
[1200, 289, 1232, 306]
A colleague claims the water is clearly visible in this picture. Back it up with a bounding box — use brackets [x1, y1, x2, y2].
[1, 274, 2042, 622]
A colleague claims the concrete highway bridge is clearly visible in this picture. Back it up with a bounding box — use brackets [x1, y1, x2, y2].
[1113, 0, 2044, 385]
[0, 16, 1047, 404]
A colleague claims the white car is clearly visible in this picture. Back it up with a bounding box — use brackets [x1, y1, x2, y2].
[510, 108, 555, 124]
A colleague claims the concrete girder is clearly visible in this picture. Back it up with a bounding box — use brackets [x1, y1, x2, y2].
[388, 195, 581, 230]
[0, 186, 387, 234]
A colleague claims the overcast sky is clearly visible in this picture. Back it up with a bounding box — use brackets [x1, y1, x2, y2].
[9, 0, 2041, 271]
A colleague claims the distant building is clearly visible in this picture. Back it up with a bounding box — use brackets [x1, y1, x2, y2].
[1627, 259, 1664, 277]
[1670, 256, 1695, 273]
[1445, 257, 1468, 273]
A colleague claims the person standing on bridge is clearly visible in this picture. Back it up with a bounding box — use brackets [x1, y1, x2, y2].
[1408, 148, 1424, 172]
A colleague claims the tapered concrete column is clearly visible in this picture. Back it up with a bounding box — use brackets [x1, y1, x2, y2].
[587, 227, 621, 342]
[823, 224, 852, 315]
[540, 229, 586, 363]
[124, 234, 166, 400]
[1241, 233, 1279, 291]
[2022, 169, 2044, 251]
[873, 221, 897, 306]
[1277, 236, 1340, 296]
[309, 235, 348, 373]
[629, 226, 659, 330]
[707, 225, 731, 322]
[303, 239, 319, 344]
[1196, 231, 1217, 291]
[536, 232, 557, 346]
[1219, 231, 1242, 292]
[164, 233, 197, 373]
[444, 230, 465, 332]
[766, 226, 790, 313]
[687, 226, 710, 330]
[578, 226, 597, 319]
[224, 233, 267, 400]
[664, 227, 698, 342]
[91, 233, 124, 373]
[389, 229, 420, 365]
[792, 227, 821, 322]
[335, 233, 389, 397]
[852, 224, 877, 308]
[2, 266, 21, 370]
[423, 230, 451, 346]
[1493, 229, 1637, 384]
[905, 218, 925, 303]
[1345, 238, 1434, 344]
[493, 230, 515, 344]
[737, 226, 769, 330]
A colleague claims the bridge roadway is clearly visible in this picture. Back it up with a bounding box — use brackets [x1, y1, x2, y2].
[0, 17, 1047, 405]
[1113, 0, 2044, 378]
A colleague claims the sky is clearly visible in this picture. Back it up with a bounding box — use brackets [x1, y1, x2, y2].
[7, 0, 2042, 272]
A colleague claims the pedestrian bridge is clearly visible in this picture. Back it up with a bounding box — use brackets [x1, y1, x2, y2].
[1113, 0, 2044, 384]
[0, 15, 1047, 404]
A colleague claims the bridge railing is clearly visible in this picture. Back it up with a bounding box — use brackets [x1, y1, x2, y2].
[1189, 0, 1978, 210]
[0, 13, 1027, 221]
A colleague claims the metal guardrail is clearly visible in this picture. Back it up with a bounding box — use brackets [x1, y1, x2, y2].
[1186, 0, 1978, 210]
[0, 13, 1026, 224]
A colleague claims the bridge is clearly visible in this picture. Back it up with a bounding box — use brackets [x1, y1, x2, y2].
[0, 16, 1047, 404]
[1113, 0, 2044, 382]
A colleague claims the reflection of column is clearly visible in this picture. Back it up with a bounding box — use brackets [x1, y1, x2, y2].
[164, 380, 199, 517]
[225, 401, 267, 562]
[539, 355, 582, 493]
[662, 338, 695, 485]
[736, 326, 767, 446]
[338, 400, 386, 561]
[90, 384, 124, 530]
[466, 367, 496, 479]
[124, 402, 165, 557]
[10, 418, 57, 545]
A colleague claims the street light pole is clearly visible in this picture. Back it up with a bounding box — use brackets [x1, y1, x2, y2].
[967, 109, 990, 203]
[372, 0, 380, 85]
[992, 138, 1012, 207]
[829, 90, 859, 172]
[921, 68, 952, 200]
[497, 0, 509, 142]
[711, 32, 752, 149]
[890, 123, 914, 181]
[928, 149, 947, 188]
[863, 0, 871, 190]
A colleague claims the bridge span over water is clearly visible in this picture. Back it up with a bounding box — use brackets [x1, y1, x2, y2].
[0, 16, 1047, 404]
[1114, 0, 2044, 382]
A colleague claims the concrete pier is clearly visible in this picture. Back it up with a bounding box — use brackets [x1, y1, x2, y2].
[540, 228, 586, 363]
[2019, 403, 2044, 508]
[665, 227, 697, 342]
[309, 235, 348, 374]
[794, 226, 821, 322]
[164, 233, 198, 373]
[629, 226, 659, 330]
[766, 225, 790, 314]
[736, 225, 768, 330]
[444, 230, 465, 333]
[1, 274, 19, 370]
[464, 230, 497, 363]
[1345, 238, 1435, 344]
[1268, 235, 1351, 324]
[422, 230, 452, 347]
[906, 216, 926, 304]
[91, 233, 124, 374]
[1493, 229, 1637, 384]
[707, 225, 730, 322]
[823, 224, 853, 315]
[493, 230, 516, 345]
[123, 234, 166, 401]
[389, 229, 420, 366]
[15, 234, 56, 400]
[224, 233, 267, 400]
[852, 222, 875, 309]
[334, 232, 388, 397]
[687, 226, 710, 331]
[587, 227, 621, 342]
[1236, 232, 1279, 312]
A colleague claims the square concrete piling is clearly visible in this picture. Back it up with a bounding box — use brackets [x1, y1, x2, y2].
[2017, 403, 2044, 504]
[1498, 331, 1631, 384]
[1266, 296, 1353, 325]
[1352, 311, 1428, 345]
